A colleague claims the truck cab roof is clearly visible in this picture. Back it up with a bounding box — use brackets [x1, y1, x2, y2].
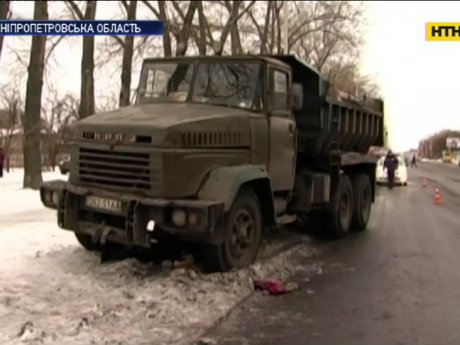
[143, 54, 294, 70]
[142, 54, 322, 82]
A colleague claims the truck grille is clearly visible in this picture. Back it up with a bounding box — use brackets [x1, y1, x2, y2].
[78, 148, 152, 190]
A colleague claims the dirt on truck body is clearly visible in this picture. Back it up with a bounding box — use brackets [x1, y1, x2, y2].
[40, 55, 384, 272]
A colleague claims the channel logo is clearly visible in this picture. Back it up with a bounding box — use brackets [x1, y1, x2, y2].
[426, 22, 460, 41]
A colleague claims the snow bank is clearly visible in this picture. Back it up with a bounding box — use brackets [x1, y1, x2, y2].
[0, 170, 316, 345]
[0, 169, 66, 217]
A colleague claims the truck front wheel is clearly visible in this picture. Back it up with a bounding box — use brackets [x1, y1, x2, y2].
[201, 188, 263, 272]
[350, 174, 372, 232]
[325, 174, 353, 238]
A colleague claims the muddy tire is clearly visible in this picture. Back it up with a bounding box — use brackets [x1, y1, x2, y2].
[74, 233, 104, 251]
[325, 174, 353, 239]
[201, 188, 263, 272]
[350, 174, 372, 232]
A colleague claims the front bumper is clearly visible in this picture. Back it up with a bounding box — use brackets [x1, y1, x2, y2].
[40, 180, 224, 247]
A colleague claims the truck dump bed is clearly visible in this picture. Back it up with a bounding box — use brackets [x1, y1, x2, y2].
[272, 55, 385, 156]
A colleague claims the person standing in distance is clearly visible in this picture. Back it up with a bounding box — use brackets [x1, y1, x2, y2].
[384, 150, 399, 189]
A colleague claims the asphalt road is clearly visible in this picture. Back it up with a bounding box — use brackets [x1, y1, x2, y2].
[203, 162, 460, 345]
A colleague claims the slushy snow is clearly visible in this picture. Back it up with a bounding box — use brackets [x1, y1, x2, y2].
[0, 169, 315, 345]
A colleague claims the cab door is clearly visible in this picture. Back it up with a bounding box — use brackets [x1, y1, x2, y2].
[266, 66, 297, 192]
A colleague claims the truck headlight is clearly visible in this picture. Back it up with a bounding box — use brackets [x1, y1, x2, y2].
[171, 209, 187, 227]
[43, 191, 59, 207]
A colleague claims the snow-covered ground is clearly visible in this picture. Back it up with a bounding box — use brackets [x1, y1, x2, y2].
[0, 170, 316, 345]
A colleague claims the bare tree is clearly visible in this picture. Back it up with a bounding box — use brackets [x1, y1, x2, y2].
[271, 1, 378, 96]
[325, 58, 380, 99]
[96, 1, 161, 99]
[140, 1, 173, 56]
[0, 0, 11, 63]
[158, 1, 256, 56]
[65, 0, 97, 119]
[193, 1, 256, 55]
[226, 1, 252, 54]
[143, 1, 198, 56]
[5, 37, 66, 93]
[119, 0, 138, 107]
[0, 88, 22, 171]
[243, 1, 366, 73]
[246, 1, 281, 54]
[23, 0, 48, 189]
[41, 92, 79, 170]
[172, 1, 198, 56]
[299, 3, 363, 70]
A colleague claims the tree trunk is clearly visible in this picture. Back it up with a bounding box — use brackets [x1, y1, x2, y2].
[119, 0, 137, 107]
[230, 26, 242, 55]
[157, 1, 172, 57]
[196, 1, 207, 55]
[175, 1, 198, 56]
[79, 1, 97, 119]
[0, 1, 11, 62]
[23, 0, 48, 189]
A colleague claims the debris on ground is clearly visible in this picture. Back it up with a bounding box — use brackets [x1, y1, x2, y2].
[253, 279, 300, 295]
[17, 321, 48, 343]
[173, 254, 195, 270]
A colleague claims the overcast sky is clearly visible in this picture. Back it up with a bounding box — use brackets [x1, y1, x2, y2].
[362, 1, 460, 151]
[1, 1, 459, 152]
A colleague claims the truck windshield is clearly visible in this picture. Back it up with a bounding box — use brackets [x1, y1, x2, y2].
[137, 62, 194, 103]
[137, 61, 262, 110]
[192, 62, 261, 110]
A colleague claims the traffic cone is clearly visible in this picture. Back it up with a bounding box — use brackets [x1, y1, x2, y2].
[422, 177, 427, 188]
[433, 188, 443, 205]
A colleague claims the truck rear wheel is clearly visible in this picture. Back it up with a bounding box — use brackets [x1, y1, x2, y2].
[201, 188, 263, 272]
[325, 174, 353, 238]
[350, 174, 372, 232]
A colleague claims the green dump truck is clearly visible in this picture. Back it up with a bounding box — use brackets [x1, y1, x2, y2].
[40, 55, 384, 272]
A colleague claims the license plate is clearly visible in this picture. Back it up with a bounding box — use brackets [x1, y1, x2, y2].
[85, 195, 122, 212]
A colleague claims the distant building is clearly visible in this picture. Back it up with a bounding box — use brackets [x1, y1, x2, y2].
[418, 139, 431, 158]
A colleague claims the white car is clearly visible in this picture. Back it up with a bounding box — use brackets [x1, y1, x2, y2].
[376, 155, 408, 186]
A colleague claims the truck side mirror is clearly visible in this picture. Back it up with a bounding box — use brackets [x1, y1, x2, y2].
[292, 83, 303, 110]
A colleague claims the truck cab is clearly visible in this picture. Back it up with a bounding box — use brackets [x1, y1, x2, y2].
[40, 55, 384, 272]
